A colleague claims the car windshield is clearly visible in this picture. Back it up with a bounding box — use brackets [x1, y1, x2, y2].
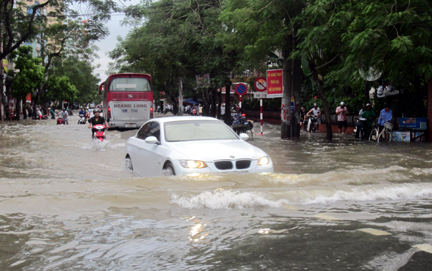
[164, 120, 238, 142]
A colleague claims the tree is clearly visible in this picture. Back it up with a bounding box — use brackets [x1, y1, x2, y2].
[220, 0, 305, 138]
[48, 54, 100, 105]
[110, 0, 242, 121]
[9, 46, 44, 119]
[44, 75, 78, 103]
[293, 0, 432, 141]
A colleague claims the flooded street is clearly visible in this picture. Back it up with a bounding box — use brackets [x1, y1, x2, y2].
[1, 115, 432, 270]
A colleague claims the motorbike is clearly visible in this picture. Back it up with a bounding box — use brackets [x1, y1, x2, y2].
[232, 113, 254, 135]
[78, 114, 86, 124]
[307, 115, 318, 132]
[354, 117, 367, 140]
[57, 117, 65, 125]
[9, 112, 17, 120]
[92, 124, 106, 141]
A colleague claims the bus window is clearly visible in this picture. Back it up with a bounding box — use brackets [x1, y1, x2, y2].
[109, 78, 151, 92]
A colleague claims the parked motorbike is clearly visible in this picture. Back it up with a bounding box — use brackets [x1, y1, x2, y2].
[78, 114, 86, 124]
[354, 117, 367, 140]
[9, 112, 17, 120]
[57, 117, 65, 125]
[92, 124, 106, 141]
[307, 115, 318, 132]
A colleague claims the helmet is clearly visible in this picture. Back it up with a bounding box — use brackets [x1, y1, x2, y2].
[94, 109, 100, 113]
[340, 102, 345, 106]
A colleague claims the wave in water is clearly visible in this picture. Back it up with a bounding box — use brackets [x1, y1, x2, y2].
[170, 183, 432, 209]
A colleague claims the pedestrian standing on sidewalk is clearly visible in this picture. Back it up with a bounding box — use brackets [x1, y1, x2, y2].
[336, 102, 349, 134]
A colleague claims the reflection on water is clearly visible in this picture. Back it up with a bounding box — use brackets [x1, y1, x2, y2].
[1, 116, 432, 270]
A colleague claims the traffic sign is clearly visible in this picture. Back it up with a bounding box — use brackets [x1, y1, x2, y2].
[254, 77, 267, 92]
[254, 93, 267, 99]
[266, 69, 283, 98]
[235, 83, 247, 96]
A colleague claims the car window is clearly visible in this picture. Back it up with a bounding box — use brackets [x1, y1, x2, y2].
[149, 122, 160, 141]
[137, 123, 151, 139]
[137, 122, 160, 141]
[164, 120, 238, 142]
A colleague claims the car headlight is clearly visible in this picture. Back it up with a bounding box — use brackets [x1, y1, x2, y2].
[179, 160, 208, 169]
[257, 156, 270, 166]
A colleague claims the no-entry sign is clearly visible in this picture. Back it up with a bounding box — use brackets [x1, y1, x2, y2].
[235, 83, 247, 96]
[266, 69, 283, 98]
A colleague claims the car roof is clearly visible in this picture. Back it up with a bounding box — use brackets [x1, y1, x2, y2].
[153, 116, 221, 124]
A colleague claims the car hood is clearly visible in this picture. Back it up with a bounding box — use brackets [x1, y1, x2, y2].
[166, 140, 265, 161]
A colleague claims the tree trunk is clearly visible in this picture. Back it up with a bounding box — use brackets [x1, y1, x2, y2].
[23, 103, 27, 119]
[210, 87, 217, 117]
[201, 88, 210, 116]
[224, 80, 232, 125]
[178, 78, 183, 116]
[292, 56, 302, 138]
[15, 98, 21, 120]
[217, 88, 222, 119]
[281, 54, 293, 139]
[310, 60, 332, 142]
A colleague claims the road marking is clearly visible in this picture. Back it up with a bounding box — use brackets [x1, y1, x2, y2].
[358, 228, 391, 236]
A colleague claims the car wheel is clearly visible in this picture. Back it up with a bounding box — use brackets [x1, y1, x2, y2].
[163, 162, 175, 176]
[125, 156, 133, 171]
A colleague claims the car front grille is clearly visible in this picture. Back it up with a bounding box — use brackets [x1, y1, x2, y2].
[215, 161, 233, 170]
[236, 160, 251, 169]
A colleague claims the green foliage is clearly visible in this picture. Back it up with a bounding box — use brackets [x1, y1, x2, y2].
[9, 46, 45, 99]
[49, 56, 100, 104]
[44, 76, 78, 102]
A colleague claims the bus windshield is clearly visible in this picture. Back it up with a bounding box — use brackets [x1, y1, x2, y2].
[108, 77, 151, 92]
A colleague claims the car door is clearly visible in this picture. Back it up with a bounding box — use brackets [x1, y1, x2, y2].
[133, 121, 163, 176]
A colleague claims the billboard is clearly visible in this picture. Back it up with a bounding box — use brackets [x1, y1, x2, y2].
[266, 69, 283, 98]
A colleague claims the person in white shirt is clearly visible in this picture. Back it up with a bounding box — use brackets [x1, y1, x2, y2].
[306, 103, 322, 131]
[57, 108, 69, 124]
[377, 82, 384, 97]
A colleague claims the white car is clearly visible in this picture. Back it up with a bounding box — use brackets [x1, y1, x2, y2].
[125, 116, 274, 176]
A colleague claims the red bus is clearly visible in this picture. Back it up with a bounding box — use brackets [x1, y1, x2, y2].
[99, 73, 154, 129]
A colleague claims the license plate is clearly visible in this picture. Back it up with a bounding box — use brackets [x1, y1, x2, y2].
[125, 123, 136, 128]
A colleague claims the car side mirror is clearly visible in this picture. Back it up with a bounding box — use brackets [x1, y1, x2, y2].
[239, 133, 249, 140]
[145, 136, 159, 144]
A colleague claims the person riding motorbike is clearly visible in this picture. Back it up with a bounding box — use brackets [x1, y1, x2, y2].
[306, 103, 322, 131]
[79, 107, 86, 116]
[88, 109, 110, 138]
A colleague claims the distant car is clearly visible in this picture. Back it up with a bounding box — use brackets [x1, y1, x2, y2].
[125, 116, 274, 176]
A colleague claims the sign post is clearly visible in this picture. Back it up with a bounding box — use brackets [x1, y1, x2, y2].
[254, 77, 267, 136]
[235, 83, 247, 108]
